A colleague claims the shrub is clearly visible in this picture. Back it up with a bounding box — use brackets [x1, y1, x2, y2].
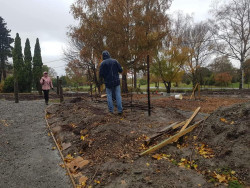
[3, 76, 14, 93]
[139, 79, 147, 86]
[215, 72, 232, 86]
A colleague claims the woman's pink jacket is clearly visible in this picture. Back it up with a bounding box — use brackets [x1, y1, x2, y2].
[40, 76, 53, 90]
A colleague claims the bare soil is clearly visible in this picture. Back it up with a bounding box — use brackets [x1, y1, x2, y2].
[45, 94, 250, 187]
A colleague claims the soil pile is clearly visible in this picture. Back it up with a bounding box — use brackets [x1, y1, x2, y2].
[46, 97, 211, 187]
[45, 96, 250, 187]
[196, 102, 250, 185]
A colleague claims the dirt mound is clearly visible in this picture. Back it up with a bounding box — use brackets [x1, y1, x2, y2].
[196, 102, 250, 185]
[46, 97, 214, 187]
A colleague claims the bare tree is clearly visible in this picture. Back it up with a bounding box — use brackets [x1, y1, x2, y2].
[211, 0, 250, 89]
[183, 20, 214, 87]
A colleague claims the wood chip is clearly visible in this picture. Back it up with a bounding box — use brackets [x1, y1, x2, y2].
[61, 143, 72, 151]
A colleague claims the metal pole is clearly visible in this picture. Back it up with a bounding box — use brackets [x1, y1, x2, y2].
[90, 82, 93, 101]
[14, 79, 19, 103]
[59, 80, 64, 103]
[147, 54, 151, 116]
[56, 76, 59, 95]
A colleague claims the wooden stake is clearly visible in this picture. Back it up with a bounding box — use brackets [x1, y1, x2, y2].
[190, 83, 198, 100]
[179, 107, 201, 132]
[140, 120, 203, 156]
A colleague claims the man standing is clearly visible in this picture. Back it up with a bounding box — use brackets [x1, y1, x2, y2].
[99, 50, 123, 114]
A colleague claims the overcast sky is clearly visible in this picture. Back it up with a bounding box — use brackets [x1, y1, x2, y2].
[0, 0, 213, 76]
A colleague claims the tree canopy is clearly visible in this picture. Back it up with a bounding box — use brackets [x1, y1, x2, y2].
[0, 17, 14, 82]
[33, 38, 43, 94]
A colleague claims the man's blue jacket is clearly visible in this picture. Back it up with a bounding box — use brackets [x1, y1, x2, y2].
[99, 51, 123, 89]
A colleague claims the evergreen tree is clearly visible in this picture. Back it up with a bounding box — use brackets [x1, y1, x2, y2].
[24, 38, 32, 92]
[12, 33, 24, 92]
[0, 17, 14, 82]
[33, 38, 43, 94]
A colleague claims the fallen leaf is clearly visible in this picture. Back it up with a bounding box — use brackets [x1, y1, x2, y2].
[59, 163, 65, 168]
[94, 180, 100, 184]
[220, 118, 228, 123]
[79, 176, 88, 186]
[66, 157, 89, 173]
[181, 158, 186, 162]
[121, 180, 126, 185]
[80, 136, 85, 141]
[231, 170, 236, 175]
[0, 120, 9, 127]
[146, 163, 150, 167]
[216, 174, 226, 183]
[152, 154, 162, 160]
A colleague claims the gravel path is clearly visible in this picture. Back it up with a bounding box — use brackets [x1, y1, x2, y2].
[0, 100, 72, 188]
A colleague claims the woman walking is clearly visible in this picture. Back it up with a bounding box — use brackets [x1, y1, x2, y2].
[40, 72, 53, 105]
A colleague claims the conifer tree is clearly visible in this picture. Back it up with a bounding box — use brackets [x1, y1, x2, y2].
[33, 38, 43, 94]
[12, 33, 24, 91]
[0, 17, 14, 82]
[24, 38, 32, 92]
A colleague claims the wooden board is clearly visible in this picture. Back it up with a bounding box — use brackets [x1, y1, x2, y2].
[179, 107, 200, 132]
[140, 120, 203, 156]
[145, 121, 186, 145]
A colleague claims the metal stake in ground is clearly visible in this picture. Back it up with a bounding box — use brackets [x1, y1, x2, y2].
[147, 54, 151, 116]
[56, 76, 59, 95]
[14, 78, 19, 103]
[59, 79, 64, 103]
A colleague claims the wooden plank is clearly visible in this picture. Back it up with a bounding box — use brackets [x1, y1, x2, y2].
[145, 121, 186, 145]
[157, 122, 180, 133]
[101, 94, 107, 98]
[140, 120, 203, 156]
[145, 122, 177, 145]
[172, 121, 186, 129]
[179, 107, 201, 132]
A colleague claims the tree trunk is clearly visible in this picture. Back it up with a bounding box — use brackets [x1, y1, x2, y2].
[167, 82, 171, 93]
[0, 57, 4, 82]
[239, 61, 244, 89]
[163, 81, 171, 93]
[2, 65, 6, 80]
[0, 70, 2, 83]
[122, 70, 128, 93]
[92, 64, 100, 94]
[14, 79, 19, 103]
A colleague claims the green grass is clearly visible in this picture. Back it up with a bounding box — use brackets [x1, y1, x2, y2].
[228, 180, 243, 188]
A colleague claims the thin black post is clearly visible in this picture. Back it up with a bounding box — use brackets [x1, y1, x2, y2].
[147, 54, 151, 116]
[56, 76, 59, 95]
[90, 82, 93, 101]
[59, 80, 64, 103]
[14, 79, 19, 103]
